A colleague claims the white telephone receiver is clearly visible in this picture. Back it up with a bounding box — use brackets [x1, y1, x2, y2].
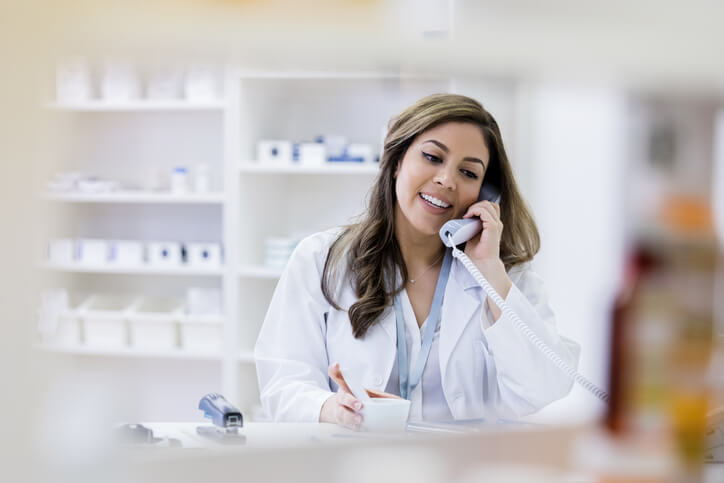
[439, 177, 610, 403]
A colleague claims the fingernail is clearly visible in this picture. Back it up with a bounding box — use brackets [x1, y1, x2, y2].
[354, 402, 361, 410]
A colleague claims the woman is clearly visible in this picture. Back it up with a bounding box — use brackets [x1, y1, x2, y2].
[255, 94, 579, 430]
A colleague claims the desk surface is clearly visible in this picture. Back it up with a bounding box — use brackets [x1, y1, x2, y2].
[134, 422, 724, 483]
[143, 422, 389, 449]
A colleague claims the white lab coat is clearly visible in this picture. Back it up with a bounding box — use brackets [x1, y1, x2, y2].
[254, 229, 580, 422]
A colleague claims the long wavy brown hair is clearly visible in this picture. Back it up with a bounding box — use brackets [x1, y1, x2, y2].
[321, 93, 540, 339]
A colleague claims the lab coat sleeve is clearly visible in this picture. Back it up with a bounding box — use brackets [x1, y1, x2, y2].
[480, 264, 580, 418]
[254, 233, 335, 422]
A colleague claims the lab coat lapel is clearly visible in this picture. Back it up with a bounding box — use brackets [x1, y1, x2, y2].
[377, 305, 397, 343]
[439, 259, 482, 382]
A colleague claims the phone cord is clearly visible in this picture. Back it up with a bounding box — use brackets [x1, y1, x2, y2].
[448, 236, 610, 404]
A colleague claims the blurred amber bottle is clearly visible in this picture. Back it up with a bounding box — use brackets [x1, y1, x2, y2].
[606, 195, 717, 481]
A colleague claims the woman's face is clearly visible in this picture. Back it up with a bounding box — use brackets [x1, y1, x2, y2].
[394, 121, 489, 237]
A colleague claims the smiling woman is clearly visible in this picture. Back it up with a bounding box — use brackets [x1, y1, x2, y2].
[254, 93, 579, 429]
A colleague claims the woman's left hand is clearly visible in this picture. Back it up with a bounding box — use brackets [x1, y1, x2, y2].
[462, 200, 503, 263]
[461, 200, 512, 323]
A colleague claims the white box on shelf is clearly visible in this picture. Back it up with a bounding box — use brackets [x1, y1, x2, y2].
[48, 238, 75, 264]
[179, 315, 223, 353]
[80, 294, 136, 349]
[147, 242, 183, 268]
[186, 288, 222, 315]
[186, 242, 222, 269]
[257, 140, 293, 164]
[100, 60, 141, 101]
[184, 65, 219, 101]
[347, 143, 374, 163]
[299, 142, 326, 166]
[109, 240, 144, 267]
[321, 135, 347, 158]
[77, 239, 109, 265]
[146, 66, 183, 100]
[56, 58, 93, 102]
[193, 164, 210, 193]
[128, 297, 183, 350]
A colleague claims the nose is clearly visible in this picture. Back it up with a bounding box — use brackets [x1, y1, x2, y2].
[433, 164, 456, 190]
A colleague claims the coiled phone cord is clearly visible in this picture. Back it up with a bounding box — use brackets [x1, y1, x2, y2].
[448, 236, 610, 403]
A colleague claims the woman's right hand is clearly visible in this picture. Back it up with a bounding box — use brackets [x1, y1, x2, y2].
[319, 362, 364, 430]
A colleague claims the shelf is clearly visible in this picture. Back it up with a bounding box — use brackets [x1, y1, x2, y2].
[46, 100, 225, 112]
[36, 343, 223, 361]
[239, 163, 379, 175]
[40, 262, 225, 276]
[238, 265, 283, 279]
[37, 345, 255, 364]
[42, 191, 225, 204]
[237, 70, 445, 80]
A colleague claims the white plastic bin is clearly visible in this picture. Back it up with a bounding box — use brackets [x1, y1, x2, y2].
[39, 290, 88, 347]
[179, 315, 223, 354]
[80, 294, 135, 349]
[128, 297, 183, 350]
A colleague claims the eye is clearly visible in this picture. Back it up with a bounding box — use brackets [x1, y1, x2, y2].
[422, 151, 442, 163]
[460, 169, 479, 180]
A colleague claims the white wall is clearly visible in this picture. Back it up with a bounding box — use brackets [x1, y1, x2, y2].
[522, 84, 628, 422]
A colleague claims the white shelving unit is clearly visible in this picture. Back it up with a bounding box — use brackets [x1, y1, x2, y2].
[41, 66, 457, 418]
[46, 100, 225, 111]
[42, 191, 225, 204]
[238, 163, 380, 175]
[40, 262, 225, 276]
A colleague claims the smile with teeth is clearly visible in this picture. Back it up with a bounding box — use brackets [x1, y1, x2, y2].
[419, 193, 451, 209]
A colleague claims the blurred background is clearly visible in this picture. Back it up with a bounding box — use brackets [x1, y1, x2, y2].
[2, 0, 723, 480]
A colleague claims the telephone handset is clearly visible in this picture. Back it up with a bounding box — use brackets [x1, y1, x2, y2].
[441, 170, 501, 247]
[439, 173, 610, 403]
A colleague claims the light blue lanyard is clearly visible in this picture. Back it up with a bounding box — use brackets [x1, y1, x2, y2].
[395, 249, 452, 400]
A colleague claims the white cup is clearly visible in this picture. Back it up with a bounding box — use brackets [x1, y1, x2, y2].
[360, 398, 411, 432]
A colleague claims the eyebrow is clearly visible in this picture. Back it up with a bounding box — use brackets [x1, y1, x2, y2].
[422, 139, 487, 169]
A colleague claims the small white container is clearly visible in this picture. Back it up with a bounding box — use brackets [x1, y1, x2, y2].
[147, 242, 183, 268]
[77, 239, 109, 266]
[128, 297, 183, 350]
[360, 399, 411, 432]
[109, 240, 144, 267]
[257, 140, 293, 164]
[171, 167, 188, 194]
[186, 242, 222, 269]
[48, 238, 75, 264]
[56, 58, 93, 102]
[193, 164, 210, 193]
[299, 142, 327, 166]
[179, 315, 223, 353]
[81, 294, 135, 349]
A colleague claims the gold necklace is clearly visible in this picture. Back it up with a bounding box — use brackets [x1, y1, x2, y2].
[408, 252, 444, 284]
